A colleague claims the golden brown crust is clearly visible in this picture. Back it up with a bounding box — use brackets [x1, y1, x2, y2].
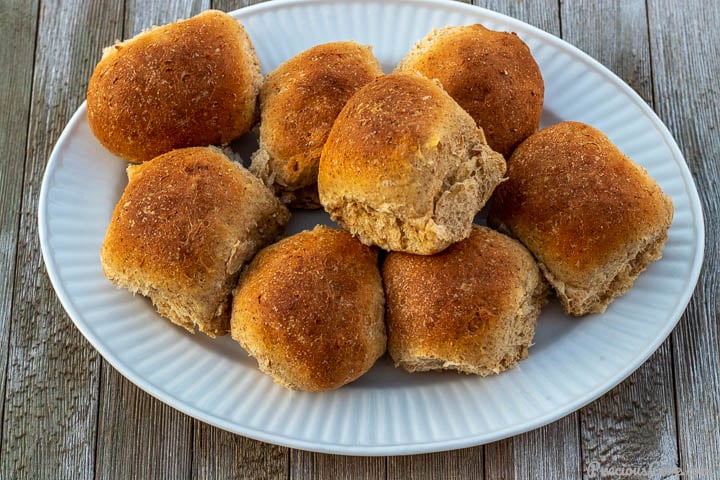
[488, 121, 674, 314]
[87, 10, 262, 163]
[397, 24, 544, 157]
[231, 226, 386, 391]
[252, 42, 382, 206]
[100, 146, 290, 336]
[318, 72, 506, 254]
[383, 226, 547, 374]
[321, 72, 451, 212]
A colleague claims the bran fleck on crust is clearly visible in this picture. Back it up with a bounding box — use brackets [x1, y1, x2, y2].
[87, 10, 262, 163]
[383, 225, 548, 375]
[251, 41, 383, 208]
[231, 226, 386, 391]
[488, 121, 674, 315]
[397, 24, 544, 158]
[100, 146, 290, 337]
[318, 72, 506, 255]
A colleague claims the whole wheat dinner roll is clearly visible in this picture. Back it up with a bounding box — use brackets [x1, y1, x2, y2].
[488, 121, 674, 316]
[318, 72, 506, 255]
[397, 24, 544, 158]
[100, 146, 290, 337]
[383, 225, 548, 375]
[87, 10, 261, 163]
[250, 42, 383, 208]
[231, 226, 386, 391]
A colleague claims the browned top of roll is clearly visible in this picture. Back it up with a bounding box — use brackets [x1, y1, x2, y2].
[231, 226, 386, 391]
[319, 72, 483, 217]
[383, 225, 542, 366]
[258, 41, 383, 189]
[397, 24, 544, 157]
[488, 121, 674, 286]
[87, 10, 261, 163]
[100, 146, 290, 336]
[103, 147, 266, 281]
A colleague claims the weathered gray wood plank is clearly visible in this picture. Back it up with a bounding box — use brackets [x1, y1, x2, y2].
[193, 421, 288, 480]
[561, 0, 654, 103]
[0, 0, 123, 478]
[474, 0, 560, 34]
[91, 3, 209, 480]
[0, 0, 39, 461]
[485, 414, 581, 479]
[648, 0, 720, 477]
[560, 1, 681, 477]
[580, 346, 678, 479]
[387, 448, 483, 480]
[125, 0, 210, 36]
[94, 367, 194, 479]
[213, 0, 266, 10]
[291, 452, 385, 480]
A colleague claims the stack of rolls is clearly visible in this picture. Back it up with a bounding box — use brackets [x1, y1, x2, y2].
[89, 11, 673, 392]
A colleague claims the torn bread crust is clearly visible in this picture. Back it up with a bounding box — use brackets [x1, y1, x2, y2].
[106, 280, 228, 337]
[103, 258, 237, 338]
[328, 201, 452, 253]
[249, 148, 276, 189]
[250, 148, 321, 208]
[324, 143, 505, 254]
[540, 230, 668, 316]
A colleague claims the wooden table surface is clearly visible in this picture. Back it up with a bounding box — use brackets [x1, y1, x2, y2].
[1, 0, 718, 478]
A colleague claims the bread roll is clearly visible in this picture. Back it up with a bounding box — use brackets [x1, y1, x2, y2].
[318, 72, 506, 255]
[250, 42, 383, 208]
[101, 146, 290, 337]
[383, 225, 548, 375]
[87, 10, 261, 163]
[231, 226, 386, 391]
[397, 24, 544, 158]
[488, 121, 674, 315]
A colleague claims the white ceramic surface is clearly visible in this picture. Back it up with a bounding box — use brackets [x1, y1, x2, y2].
[39, 0, 704, 455]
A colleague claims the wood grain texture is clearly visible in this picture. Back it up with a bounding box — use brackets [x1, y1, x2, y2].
[648, 0, 720, 477]
[0, 1, 123, 478]
[193, 422, 287, 480]
[94, 366, 193, 480]
[212, 0, 268, 10]
[561, 1, 680, 477]
[561, 0, 653, 104]
[0, 0, 38, 459]
[387, 448, 483, 480]
[291, 452, 385, 480]
[474, 0, 560, 33]
[580, 345, 678, 479]
[125, 0, 209, 37]
[485, 414, 581, 479]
